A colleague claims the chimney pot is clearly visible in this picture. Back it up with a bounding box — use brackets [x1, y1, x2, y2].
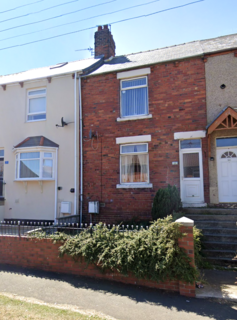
[94, 25, 116, 59]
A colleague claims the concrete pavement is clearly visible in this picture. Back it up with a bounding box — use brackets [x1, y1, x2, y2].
[196, 269, 237, 301]
[0, 265, 237, 319]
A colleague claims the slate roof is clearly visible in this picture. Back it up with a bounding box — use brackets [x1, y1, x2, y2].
[14, 136, 59, 148]
[0, 56, 103, 86]
[89, 33, 237, 76]
[1, 33, 237, 84]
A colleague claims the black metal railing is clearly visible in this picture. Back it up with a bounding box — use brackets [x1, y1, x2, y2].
[0, 221, 53, 237]
[0, 220, 84, 237]
[57, 214, 80, 225]
[0, 221, 149, 237]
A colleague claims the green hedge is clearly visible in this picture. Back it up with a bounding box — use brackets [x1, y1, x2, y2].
[46, 216, 197, 284]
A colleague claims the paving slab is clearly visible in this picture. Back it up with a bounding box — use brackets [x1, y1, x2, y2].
[196, 269, 237, 301]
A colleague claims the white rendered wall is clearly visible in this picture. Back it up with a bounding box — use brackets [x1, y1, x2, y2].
[0, 75, 78, 220]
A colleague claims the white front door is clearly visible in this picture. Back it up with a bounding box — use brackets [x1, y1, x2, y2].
[217, 148, 237, 202]
[180, 140, 204, 205]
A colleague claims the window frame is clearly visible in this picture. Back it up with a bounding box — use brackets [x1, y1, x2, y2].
[15, 148, 55, 181]
[119, 143, 150, 185]
[27, 88, 47, 122]
[120, 76, 149, 119]
[0, 150, 4, 198]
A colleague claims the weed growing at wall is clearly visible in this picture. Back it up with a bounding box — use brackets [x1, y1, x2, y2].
[45, 216, 197, 284]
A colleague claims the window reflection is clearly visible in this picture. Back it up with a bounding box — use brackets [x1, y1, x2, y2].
[183, 153, 200, 178]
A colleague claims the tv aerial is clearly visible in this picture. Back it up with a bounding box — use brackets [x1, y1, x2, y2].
[75, 47, 94, 56]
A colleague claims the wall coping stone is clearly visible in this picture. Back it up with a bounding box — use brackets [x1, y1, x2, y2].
[175, 217, 194, 227]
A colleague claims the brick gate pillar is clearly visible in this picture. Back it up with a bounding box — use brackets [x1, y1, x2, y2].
[175, 217, 196, 297]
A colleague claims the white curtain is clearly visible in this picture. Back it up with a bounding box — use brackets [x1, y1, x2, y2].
[121, 78, 148, 117]
[121, 154, 148, 183]
[121, 87, 148, 117]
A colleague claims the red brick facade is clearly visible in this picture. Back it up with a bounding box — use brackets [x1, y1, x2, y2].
[94, 25, 116, 59]
[82, 58, 209, 223]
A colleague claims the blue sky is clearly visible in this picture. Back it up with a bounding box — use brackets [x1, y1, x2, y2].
[0, 0, 236, 76]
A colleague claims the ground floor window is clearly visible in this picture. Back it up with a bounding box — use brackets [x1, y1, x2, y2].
[15, 151, 54, 180]
[120, 143, 149, 184]
[0, 150, 4, 197]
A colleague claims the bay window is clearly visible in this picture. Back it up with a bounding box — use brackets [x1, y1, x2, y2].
[15, 151, 54, 180]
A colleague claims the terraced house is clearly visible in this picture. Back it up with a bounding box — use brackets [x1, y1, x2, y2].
[0, 26, 237, 225]
[82, 28, 237, 223]
[0, 56, 103, 224]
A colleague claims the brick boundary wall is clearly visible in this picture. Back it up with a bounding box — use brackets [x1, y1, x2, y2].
[0, 218, 195, 297]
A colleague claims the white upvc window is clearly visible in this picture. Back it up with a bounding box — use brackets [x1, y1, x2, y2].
[15, 150, 54, 180]
[120, 143, 149, 184]
[27, 88, 46, 122]
[120, 77, 148, 118]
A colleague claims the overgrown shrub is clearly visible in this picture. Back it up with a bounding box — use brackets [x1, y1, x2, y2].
[45, 216, 197, 284]
[152, 185, 182, 220]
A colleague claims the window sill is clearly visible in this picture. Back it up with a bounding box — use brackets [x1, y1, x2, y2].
[15, 179, 54, 181]
[117, 114, 152, 122]
[116, 183, 153, 189]
[26, 119, 46, 123]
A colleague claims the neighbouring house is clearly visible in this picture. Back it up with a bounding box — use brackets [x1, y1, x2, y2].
[82, 29, 237, 223]
[205, 45, 237, 206]
[0, 57, 104, 223]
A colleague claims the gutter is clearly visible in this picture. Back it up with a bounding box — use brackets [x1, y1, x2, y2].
[78, 75, 83, 226]
[54, 148, 58, 222]
[73, 70, 84, 224]
[76, 57, 104, 225]
[74, 72, 81, 217]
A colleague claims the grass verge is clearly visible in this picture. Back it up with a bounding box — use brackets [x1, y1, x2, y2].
[0, 293, 112, 320]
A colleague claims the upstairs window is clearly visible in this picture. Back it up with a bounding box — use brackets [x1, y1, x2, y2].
[121, 77, 148, 117]
[15, 151, 54, 180]
[120, 143, 149, 184]
[27, 89, 46, 121]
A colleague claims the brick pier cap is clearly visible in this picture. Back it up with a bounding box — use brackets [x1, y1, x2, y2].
[175, 217, 194, 227]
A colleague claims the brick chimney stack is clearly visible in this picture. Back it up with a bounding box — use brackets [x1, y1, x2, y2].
[94, 25, 116, 59]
